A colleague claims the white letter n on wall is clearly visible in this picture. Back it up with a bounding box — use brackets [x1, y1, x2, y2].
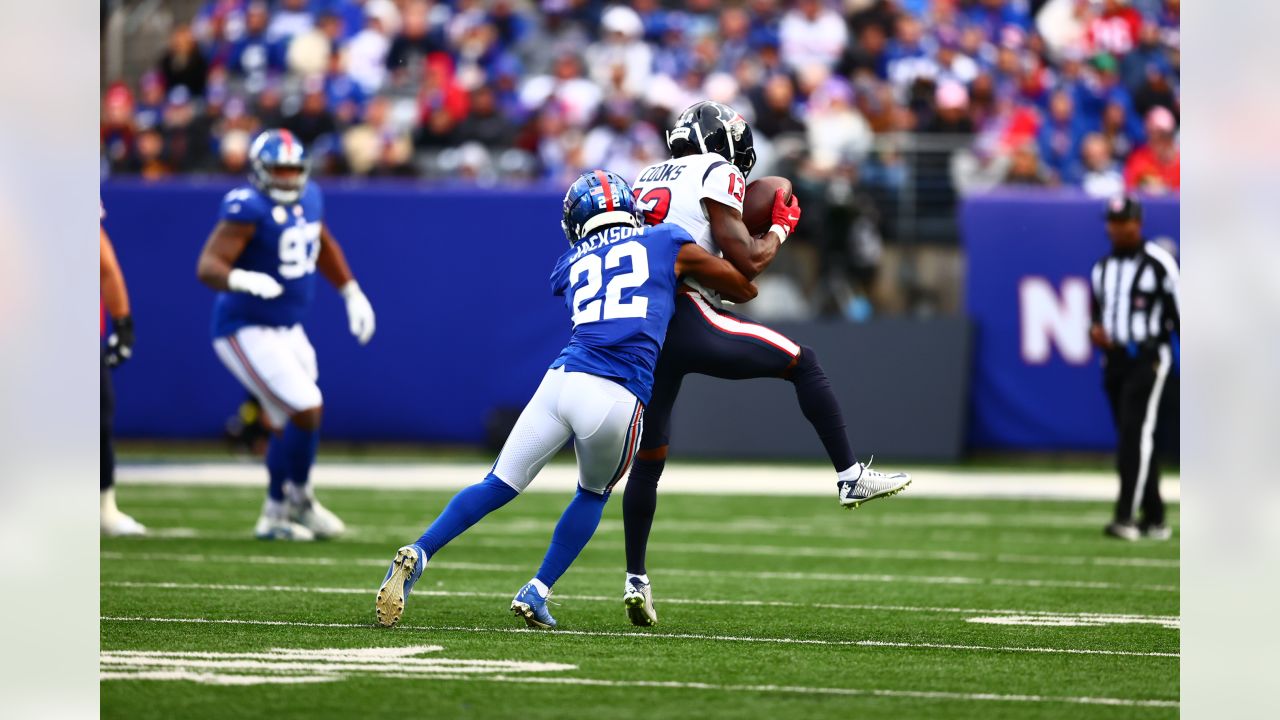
[1019, 276, 1091, 365]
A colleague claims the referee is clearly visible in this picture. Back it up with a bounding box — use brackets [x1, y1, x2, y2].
[1089, 195, 1179, 541]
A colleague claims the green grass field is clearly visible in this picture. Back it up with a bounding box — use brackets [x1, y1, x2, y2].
[101, 483, 1178, 719]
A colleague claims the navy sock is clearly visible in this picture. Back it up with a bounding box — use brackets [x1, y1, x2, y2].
[265, 434, 290, 502]
[787, 346, 857, 472]
[415, 474, 518, 557]
[535, 487, 609, 588]
[622, 457, 665, 575]
[283, 424, 320, 488]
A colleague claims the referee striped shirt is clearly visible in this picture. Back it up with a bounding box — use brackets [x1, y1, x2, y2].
[1090, 241, 1180, 349]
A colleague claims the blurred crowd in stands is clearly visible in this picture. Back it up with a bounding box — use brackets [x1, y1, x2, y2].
[101, 0, 1180, 318]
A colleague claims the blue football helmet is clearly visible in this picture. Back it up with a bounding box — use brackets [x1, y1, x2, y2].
[561, 170, 643, 245]
[249, 129, 310, 205]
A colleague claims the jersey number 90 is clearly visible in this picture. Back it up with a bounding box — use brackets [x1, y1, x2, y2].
[279, 222, 321, 280]
[569, 241, 650, 326]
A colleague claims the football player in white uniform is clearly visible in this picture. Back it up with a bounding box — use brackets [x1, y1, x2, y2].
[620, 101, 912, 626]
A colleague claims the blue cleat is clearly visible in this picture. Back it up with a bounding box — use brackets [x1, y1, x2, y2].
[511, 583, 557, 629]
[375, 545, 425, 628]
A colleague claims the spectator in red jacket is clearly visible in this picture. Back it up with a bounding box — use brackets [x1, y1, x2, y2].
[1124, 106, 1179, 193]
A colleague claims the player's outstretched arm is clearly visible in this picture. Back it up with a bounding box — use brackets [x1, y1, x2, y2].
[675, 243, 758, 304]
[196, 220, 283, 298]
[318, 224, 375, 345]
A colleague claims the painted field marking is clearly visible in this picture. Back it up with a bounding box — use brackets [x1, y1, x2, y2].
[99, 551, 1176, 593]
[100, 616, 1179, 658]
[137, 515, 1177, 566]
[104, 581, 1181, 627]
[967, 615, 1181, 630]
[117, 461, 1182, 503]
[101, 645, 576, 686]
[139, 524, 1179, 569]
[433, 674, 1179, 709]
[139, 526, 1179, 569]
[97, 639, 1177, 709]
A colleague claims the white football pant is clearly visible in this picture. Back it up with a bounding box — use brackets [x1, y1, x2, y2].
[213, 324, 322, 429]
[492, 367, 644, 495]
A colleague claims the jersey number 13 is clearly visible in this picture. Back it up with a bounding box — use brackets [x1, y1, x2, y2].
[570, 241, 650, 326]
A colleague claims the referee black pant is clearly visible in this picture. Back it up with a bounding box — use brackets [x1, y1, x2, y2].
[1103, 343, 1173, 526]
[102, 349, 115, 492]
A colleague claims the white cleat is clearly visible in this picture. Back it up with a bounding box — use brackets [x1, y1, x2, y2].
[254, 498, 315, 541]
[286, 484, 346, 539]
[101, 510, 147, 537]
[838, 461, 911, 509]
[623, 576, 658, 627]
[1104, 521, 1141, 541]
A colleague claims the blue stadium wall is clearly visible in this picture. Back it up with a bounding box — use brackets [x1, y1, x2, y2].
[101, 180, 1175, 456]
[962, 190, 1180, 452]
[102, 179, 571, 445]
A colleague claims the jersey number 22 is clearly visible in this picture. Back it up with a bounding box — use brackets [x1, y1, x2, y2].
[570, 241, 650, 325]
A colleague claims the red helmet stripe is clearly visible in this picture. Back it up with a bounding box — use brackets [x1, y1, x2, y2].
[594, 170, 615, 211]
[279, 129, 295, 161]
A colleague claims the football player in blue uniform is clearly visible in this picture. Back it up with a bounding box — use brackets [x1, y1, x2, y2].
[196, 129, 376, 541]
[375, 170, 756, 629]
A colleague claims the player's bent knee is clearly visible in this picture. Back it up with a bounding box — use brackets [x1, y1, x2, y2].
[291, 405, 323, 431]
[636, 446, 669, 461]
[786, 345, 820, 379]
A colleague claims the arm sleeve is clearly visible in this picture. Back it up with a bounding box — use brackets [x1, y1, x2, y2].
[700, 161, 745, 215]
[1090, 262, 1103, 324]
[219, 188, 264, 224]
[1146, 244, 1180, 333]
[1162, 261, 1180, 333]
[549, 257, 569, 298]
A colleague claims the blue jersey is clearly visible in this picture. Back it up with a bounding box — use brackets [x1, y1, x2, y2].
[549, 223, 694, 404]
[211, 182, 324, 337]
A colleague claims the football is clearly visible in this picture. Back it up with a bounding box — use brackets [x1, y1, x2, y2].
[742, 175, 793, 236]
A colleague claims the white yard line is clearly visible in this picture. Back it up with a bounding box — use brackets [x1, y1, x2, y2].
[117, 461, 1181, 502]
[104, 580, 1181, 626]
[139, 527, 1177, 569]
[99, 615, 1178, 659]
[99, 551, 1176, 593]
[424, 674, 1180, 709]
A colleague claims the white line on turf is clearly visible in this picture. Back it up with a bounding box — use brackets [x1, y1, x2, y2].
[102, 581, 1181, 625]
[137, 527, 1178, 569]
[96, 643, 1178, 708]
[420, 674, 1180, 709]
[98, 551, 1175, 592]
[99, 616, 1179, 658]
[117, 461, 1182, 502]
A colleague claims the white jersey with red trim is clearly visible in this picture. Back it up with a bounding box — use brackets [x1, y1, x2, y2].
[632, 152, 745, 257]
[631, 152, 746, 303]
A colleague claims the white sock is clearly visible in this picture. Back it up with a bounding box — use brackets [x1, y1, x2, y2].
[101, 487, 118, 515]
[264, 498, 287, 520]
[837, 464, 863, 483]
[529, 578, 551, 598]
[627, 573, 650, 586]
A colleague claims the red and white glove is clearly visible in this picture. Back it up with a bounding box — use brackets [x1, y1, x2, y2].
[768, 188, 801, 242]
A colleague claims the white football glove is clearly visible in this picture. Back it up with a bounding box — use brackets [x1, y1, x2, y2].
[341, 280, 375, 345]
[227, 269, 284, 299]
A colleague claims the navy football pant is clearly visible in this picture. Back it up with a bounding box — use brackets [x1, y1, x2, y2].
[623, 291, 857, 574]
